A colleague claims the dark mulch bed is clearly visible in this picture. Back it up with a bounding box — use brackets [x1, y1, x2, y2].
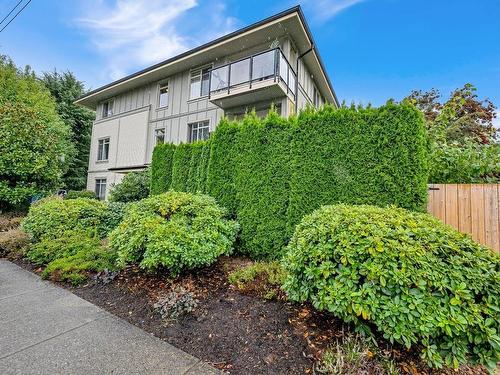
[11, 257, 488, 375]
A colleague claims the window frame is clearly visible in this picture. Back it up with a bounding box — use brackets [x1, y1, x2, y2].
[189, 65, 211, 100]
[157, 81, 169, 108]
[154, 128, 166, 146]
[95, 178, 107, 200]
[102, 99, 114, 118]
[97, 137, 110, 162]
[188, 120, 210, 143]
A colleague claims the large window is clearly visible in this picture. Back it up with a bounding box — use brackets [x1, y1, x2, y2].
[97, 138, 110, 161]
[155, 128, 165, 145]
[158, 82, 169, 108]
[102, 99, 114, 118]
[95, 178, 107, 200]
[189, 121, 210, 142]
[189, 67, 210, 99]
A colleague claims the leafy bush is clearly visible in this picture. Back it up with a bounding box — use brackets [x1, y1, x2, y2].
[429, 141, 500, 183]
[283, 204, 500, 370]
[109, 169, 150, 203]
[228, 261, 286, 299]
[100, 202, 130, 236]
[0, 57, 72, 210]
[235, 112, 292, 258]
[109, 191, 239, 275]
[153, 287, 198, 321]
[65, 190, 97, 200]
[27, 229, 100, 265]
[21, 197, 107, 241]
[42, 244, 117, 285]
[150, 143, 176, 195]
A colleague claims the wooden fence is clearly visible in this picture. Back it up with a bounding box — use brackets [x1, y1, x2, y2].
[427, 184, 499, 252]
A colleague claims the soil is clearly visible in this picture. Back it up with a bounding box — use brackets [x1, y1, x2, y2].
[11, 257, 489, 375]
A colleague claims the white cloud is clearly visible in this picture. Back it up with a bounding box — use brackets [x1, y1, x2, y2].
[75, 0, 238, 81]
[305, 0, 366, 22]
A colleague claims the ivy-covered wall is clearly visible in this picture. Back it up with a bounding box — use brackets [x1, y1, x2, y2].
[150, 104, 428, 258]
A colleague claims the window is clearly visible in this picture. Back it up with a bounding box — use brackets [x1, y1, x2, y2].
[155, 128, 165, 145]
[102, 99, 114, 118]
[189, 67, 210, 99]
[97, 138, 110, 161]
[95, 178, 107, 200]
[158, 82, 169, 108]
[189, 121, 210, 142]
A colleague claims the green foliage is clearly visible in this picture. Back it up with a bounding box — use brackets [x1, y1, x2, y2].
[42, 245, 117, 285]
[171, 143, 193, 192]
[235, 112, 292, 258]
[65, 190, 97, 200]
[206, 119, 240, 216]
[429, 141, 499, 183]
[42, 71, 95, 190]
[21, 197, 107, 241]
[151, 105, 429, 258]
[228, 261, 286, 299]
[109, 191, 239, 275]
[100, 202, 130, 236]
[109, 169, 150, 203]
[283, 204, 500, 370]
[27, 229, 100, 265]
[0, 56, 73, 210]
[150, 143, 176, 195]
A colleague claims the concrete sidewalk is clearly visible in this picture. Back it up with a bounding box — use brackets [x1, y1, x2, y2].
[0, 259, 219, 375]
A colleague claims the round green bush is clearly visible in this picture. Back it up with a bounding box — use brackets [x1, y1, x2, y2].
[100, 202, 131, 236]
[283, 204, 500, 370]
[109, 191, 239, 275]
[108, 169, 150, 203]
[22, 197, 107, 241]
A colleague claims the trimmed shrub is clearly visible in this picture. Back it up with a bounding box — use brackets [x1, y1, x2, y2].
[206, 119, 240, 216]
[65, 190, 97, 200]
[171, 144, 192, 192]
[186, 142, 204, 193]
[21, 197, 106, 241]
[109, 169, 150, 203]
[235, 112, 292, 258]
[150, 143, 176, 194]
[195, 140, 211, 193]
[283, 204, 500, 370]
[286, 104, 428, 236]
[27, 229, 99, 265]
[109, 191, 239, 275]
[42, 245, 117, 285]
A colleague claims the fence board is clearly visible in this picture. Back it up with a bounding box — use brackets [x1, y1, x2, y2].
[427, 184, 499, 253]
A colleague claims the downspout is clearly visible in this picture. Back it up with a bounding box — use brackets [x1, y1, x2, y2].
[295, 43, 314, 114]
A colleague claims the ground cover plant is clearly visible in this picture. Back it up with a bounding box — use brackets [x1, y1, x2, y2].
[64, 190, 97, 200]
[109, 191, 239, 275]
[283, 204, 500, 370]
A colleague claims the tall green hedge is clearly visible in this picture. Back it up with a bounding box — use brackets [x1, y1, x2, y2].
[235, 112, 292, 258]
[171, 143, 192, 192]
[206, 119, 240, 216]
[286, 103, 428, 236]
[150, 143, 176, 195]
[150, 104, 428, 258]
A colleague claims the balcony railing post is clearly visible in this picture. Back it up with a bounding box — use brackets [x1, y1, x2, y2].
[227, 63, 231, 95]
[274, 48, 278, 83]
[249, 56, 253, 89]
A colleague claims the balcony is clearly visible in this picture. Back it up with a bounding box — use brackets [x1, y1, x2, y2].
[209, 48, 296, 109]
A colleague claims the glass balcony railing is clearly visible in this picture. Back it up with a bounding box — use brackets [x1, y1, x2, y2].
[209, 48, 297, 100]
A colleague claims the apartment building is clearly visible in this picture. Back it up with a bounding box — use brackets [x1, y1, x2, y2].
[75, 6, 339, 199]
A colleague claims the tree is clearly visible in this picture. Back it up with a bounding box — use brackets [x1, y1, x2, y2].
[0, 56, 73, 210]
[406, 83, 497, 144]
[42, 71, 95, 190]
[405, 84, 499, 183]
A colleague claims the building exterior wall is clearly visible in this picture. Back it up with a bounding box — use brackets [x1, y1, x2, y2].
[87, 35, 331, 198]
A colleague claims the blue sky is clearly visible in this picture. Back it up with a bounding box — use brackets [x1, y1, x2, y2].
[1, 0, 499, 121]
